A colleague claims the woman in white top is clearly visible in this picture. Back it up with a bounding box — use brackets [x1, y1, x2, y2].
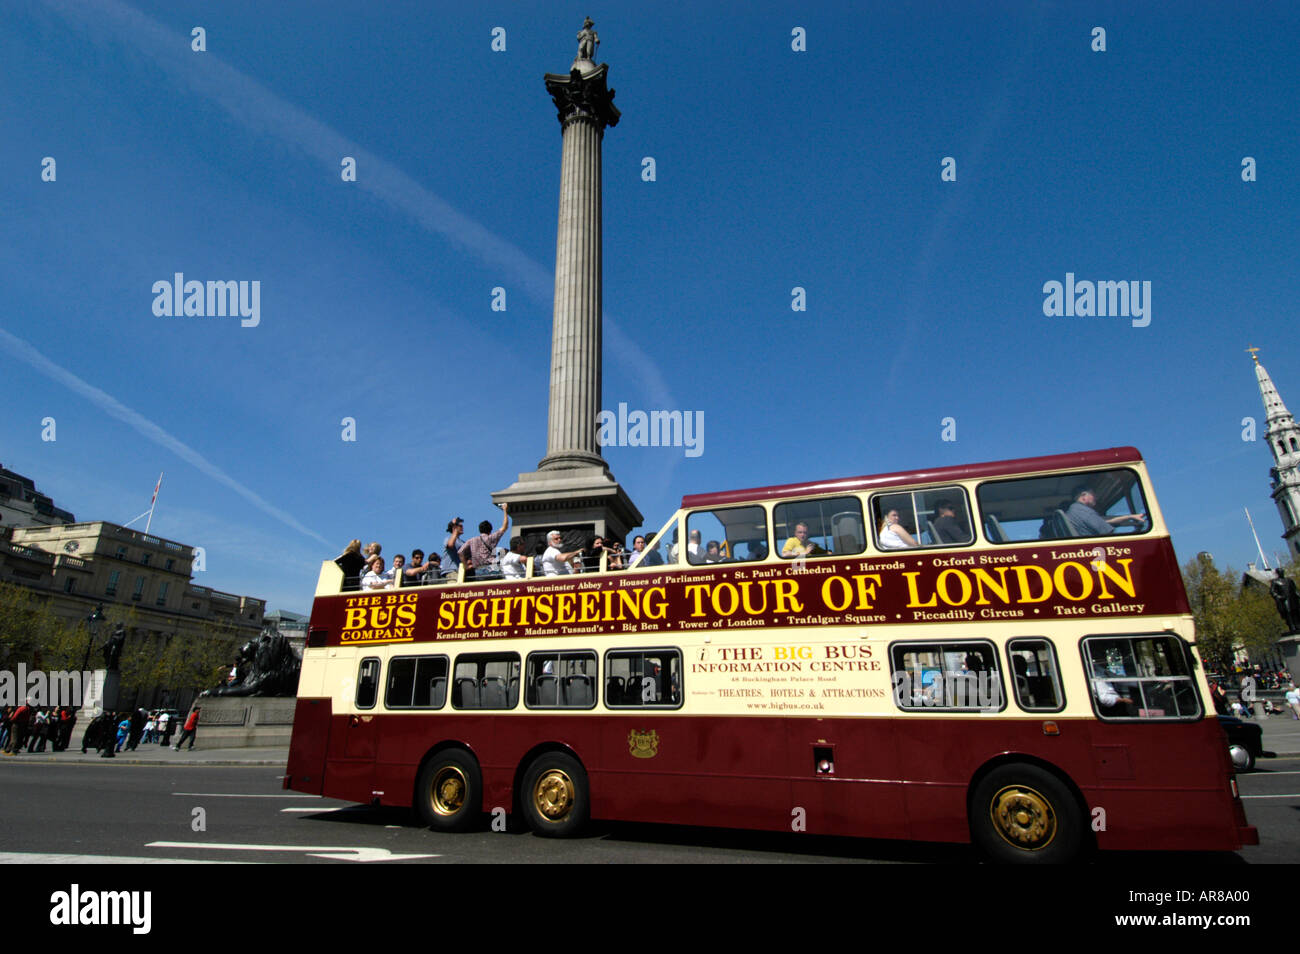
[877, 509, 919, 549]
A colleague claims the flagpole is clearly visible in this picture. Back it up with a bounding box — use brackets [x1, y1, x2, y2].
[144, 472, 163, 536]
[1244, 507, 1269, 570]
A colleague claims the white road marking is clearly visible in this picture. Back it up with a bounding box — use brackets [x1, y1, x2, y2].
[146, 841, 437, 862]
[0, 851, 247, 864]
[172, 792, 320, 798]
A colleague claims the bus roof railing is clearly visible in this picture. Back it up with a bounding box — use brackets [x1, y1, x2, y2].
[681, 446, 1143, 510]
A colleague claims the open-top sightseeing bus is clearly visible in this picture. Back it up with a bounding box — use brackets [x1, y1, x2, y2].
[285, 447, 1257, 861]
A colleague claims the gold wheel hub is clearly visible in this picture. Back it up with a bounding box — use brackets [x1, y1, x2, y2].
[431, 765, 467, 816]
[989, 784, 1057, 850]
[533, 768, 575, 821]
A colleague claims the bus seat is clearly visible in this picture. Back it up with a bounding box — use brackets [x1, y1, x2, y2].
[927, 519, 943, 545]
[565, 674, 594, 707]
[481, 677, 507, 708]
[832, 512, 864, 554]
[606, 675, 625, 705]
[537, 675, 558, 706]
[508, 677, 520, 707]
[1054, 509, 1081, 537]
[455, 677, 479, 708]
[429, 677, 447, 707]
[984, 514, 1006, 542]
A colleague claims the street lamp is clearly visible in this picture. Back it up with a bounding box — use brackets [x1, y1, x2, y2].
[81, 603, 106, 672]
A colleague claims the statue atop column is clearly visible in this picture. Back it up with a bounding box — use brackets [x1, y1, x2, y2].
[1270, 568, 1300, 632]
[576, 17, 599, 63]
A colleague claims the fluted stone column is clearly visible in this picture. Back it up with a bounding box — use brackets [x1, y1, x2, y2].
[539, 60, 618, 470]
[492, 27, 642, 551]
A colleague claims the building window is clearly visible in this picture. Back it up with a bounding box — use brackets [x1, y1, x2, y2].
[64, 578, 76, 594]
[115, 546, 127, 560]
[106, 570, 120, 597]
[132, 576, 146, 602]
[165, 558, 174, 572]
[156, 581, 169, 606]
[141, 553, 151, 566]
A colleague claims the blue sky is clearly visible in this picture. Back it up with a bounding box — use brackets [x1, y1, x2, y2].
[2, 0, 1298, 614]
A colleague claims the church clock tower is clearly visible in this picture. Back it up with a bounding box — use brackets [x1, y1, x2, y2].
[1251, 347, 1300, 559]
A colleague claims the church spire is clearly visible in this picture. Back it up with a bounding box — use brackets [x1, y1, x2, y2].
[1250, 347, 1300, 559]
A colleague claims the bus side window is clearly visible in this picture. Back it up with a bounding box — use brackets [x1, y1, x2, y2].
[890, 641, 1004, 711]
[1006, 639, 1064, 712]
[356, 658, 380, 709]
[604, 649, 682, 709]
[452, 653, 520, 710]
[526, 651, 597, 709]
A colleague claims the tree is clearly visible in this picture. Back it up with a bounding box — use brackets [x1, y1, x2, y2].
[1182, 554, 1236, 672]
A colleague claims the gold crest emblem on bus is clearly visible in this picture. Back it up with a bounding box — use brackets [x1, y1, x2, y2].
[628, 729, 659, 759]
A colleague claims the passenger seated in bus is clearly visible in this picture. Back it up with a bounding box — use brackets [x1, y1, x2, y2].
[704, 540, 723, 563]
[542, 530, 583, 576]
[877, 510, 919, 549]
[360, 555, 394, 590]
[782, 522, 828, 557]
[638, 532, 665, 567]
[1012, 656, 1036, 707]
[584, 535, 608, 572]
[686, 529, 705, 564]
[335, 539, 365, 591]
[1066, 486, 1146, 536]
[930, 499, 967, 544]
[401, 548, 434, 586]
[1091, 664, 1135, 716]
[500, 538, 528, 579]
[607, 540, 625, 570]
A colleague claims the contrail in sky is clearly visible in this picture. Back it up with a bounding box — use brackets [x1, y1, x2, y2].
[0, 327, 333, 548]
[40, 0, 676, 412]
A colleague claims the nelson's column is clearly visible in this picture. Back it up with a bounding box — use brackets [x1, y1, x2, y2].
[493, 19, 643, 552]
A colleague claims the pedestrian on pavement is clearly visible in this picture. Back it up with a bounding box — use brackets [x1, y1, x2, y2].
[173, 706, 200, 751]
[114, 714, 131, 752]
[5, 700, 33, 755]
[157, 710, 172, 746]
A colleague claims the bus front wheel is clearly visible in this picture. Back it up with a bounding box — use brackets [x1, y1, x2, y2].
[971, 764, 1082, 863]
[521, 752, 589, 838]
[416, 749, 482, 833]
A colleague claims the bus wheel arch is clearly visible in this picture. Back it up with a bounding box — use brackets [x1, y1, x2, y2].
[967, 755, 1091, 863]
[414, 743, 483, 833]
[516, 744, 590, 838]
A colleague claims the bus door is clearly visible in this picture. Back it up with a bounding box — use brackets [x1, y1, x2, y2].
[329, 657, 381, 803]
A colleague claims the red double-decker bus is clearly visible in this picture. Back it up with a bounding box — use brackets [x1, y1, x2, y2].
[285, 447, 1257, 861]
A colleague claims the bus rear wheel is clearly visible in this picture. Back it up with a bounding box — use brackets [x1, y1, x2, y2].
[971, 764, 1082, 863]
[416, 750, 482, 833]
[521, 752, 589, 838]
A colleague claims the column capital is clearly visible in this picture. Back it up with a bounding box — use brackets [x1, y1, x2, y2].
[544, 63, 620, 131]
